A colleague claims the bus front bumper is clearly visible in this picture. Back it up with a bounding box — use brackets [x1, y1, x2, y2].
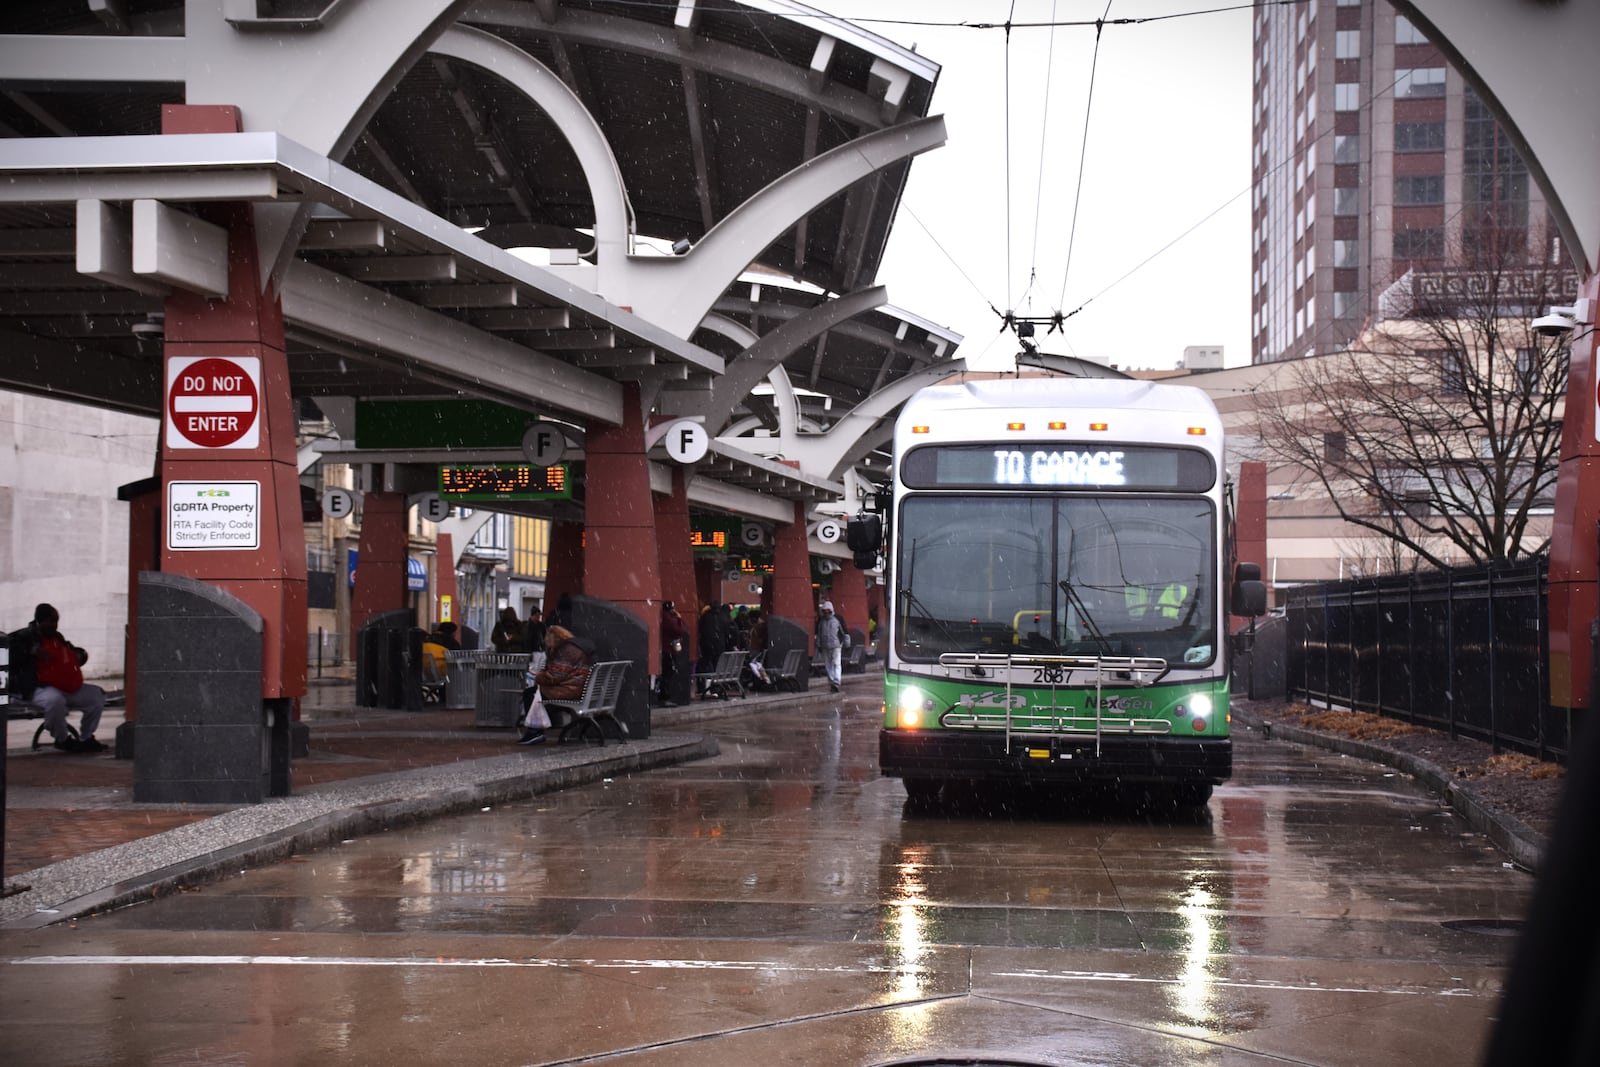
[879, 728, 1231, 785]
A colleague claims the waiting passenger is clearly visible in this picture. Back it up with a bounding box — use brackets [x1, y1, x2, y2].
[491, 606, 526, 653]
[7, 603, 106, 753]
[517, 625, 594, 745]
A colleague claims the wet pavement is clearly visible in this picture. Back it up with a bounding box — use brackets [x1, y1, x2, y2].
[0, 681, 1535, 1065]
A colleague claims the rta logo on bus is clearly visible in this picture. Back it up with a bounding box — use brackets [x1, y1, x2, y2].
[165, 356, 261, 449]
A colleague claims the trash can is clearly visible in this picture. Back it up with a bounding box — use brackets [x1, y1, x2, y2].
[445, 649, 477, 710]
[474, 652, 528, 728]
[356, 610, 412, 709]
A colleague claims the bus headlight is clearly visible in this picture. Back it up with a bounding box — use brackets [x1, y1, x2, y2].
[1188, 693, 1213, 718]
[897, 686, 928, 728]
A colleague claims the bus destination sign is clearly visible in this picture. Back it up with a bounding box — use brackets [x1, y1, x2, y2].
[902, 443, 1215, 493]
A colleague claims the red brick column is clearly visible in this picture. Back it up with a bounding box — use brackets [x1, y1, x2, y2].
[156, 104, 305, 700]
[654, 467, 698, 670]
[1232, 460, 1269, 631]
[1548, 273, 1600, 710]
[119, 480, 161, 723]
[584, 383, 661, 661]
[349, 491, 409, 652]
[771, 499, 815, 637]
[544, 521, 585, 616]
[829, 565, 869, 637]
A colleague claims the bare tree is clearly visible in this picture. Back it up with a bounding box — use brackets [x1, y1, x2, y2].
[1255, 243, 1573, 569]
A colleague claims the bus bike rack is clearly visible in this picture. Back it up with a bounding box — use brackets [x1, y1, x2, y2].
[936, 652, 1170, 758]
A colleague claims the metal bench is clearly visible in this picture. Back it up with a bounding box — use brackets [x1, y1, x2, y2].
[769, 648, 807, 692]
[548, 659, 631, 745]
[1, 639, 43, 722]
[701, 650, 748, 700]
[843, 644, 868, 674]
[420, 654, 446, 705]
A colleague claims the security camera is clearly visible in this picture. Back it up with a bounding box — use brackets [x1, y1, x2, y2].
[130, 313, 165, 339]
[1533, 299, 1594, 338]
[1532, 308, 1577, 337]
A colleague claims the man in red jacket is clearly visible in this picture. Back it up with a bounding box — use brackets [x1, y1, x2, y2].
[7, 603, 106, 752]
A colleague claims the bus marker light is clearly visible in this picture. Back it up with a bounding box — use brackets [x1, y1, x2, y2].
[1089, 421, 1108, 432]
[1006, 421, 1026, 431]
[911, 424, 930, 434]
[1048, 421, 1067, 430]
[1187, 426, 1208, 436]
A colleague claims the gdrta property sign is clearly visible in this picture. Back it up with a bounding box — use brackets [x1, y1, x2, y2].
[167, 481, 261, 551]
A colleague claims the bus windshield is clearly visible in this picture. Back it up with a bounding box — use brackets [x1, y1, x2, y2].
[895, 495, 1217, 666]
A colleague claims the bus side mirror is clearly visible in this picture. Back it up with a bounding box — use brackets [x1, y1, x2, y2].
[846, 514, 882, 553]
[1230, 562, 1267, 617]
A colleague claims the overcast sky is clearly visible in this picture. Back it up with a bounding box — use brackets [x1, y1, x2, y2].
[837, 0, 1255, 370]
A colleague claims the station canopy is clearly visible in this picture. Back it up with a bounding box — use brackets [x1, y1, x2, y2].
[0, 0, 968, 511]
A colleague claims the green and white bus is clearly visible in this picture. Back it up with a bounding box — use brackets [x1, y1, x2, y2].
[875, 377, 1264, 805]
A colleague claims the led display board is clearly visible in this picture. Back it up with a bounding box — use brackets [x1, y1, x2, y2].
[437, 464, 573, 501]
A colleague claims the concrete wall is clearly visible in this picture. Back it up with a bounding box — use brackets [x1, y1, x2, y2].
[0, 391, 158, 679]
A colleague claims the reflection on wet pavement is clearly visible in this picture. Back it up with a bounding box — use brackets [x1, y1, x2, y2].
[1, 701, 1533, 1065]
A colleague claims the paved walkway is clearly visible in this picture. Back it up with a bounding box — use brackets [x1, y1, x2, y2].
[1, 670, 877, 928]
[4, 676, 1552, 931]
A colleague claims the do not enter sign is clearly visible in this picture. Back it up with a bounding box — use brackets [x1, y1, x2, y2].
[166, 356, 261, 449]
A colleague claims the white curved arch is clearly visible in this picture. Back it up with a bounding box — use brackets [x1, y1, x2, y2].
[761, 352, 1123, 480]
[768, 363, 803, 441]
[1401, 2, 1600, 273]
[674, 287, 888, 428]
[721, 414, 768, 438]
[620, 116, 947, 336]
[698, 314, 760, 349]
[431, 25, 633, 272]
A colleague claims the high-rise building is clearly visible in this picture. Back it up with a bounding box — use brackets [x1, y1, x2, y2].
[1250, 0, 1558, 364]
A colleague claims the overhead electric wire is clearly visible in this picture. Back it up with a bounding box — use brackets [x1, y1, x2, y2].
[1004, 0, 1017, 311]
[897, 201, 1001, 310]
[1055, 0, 1115, 317]
[588, 0, 1314, 32]
[1057, 57, 1445, 328]
[1027, 0, 1062, 287]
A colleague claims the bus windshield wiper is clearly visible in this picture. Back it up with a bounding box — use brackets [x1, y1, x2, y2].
[1059, 579, 1112, 655]
[899, 586, 974, 661]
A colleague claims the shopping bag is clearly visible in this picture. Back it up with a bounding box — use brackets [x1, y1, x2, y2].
[524, 687, 552, 730]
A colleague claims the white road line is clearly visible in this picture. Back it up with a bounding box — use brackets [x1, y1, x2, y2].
[9, 955, 903, 974]
[7, 956, 1486, 997]
[992, 969, 1483, 997]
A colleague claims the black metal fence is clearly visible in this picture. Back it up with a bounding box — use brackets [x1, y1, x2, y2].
[308, 628, 347, 677]
[1283, 560, 1570, 764]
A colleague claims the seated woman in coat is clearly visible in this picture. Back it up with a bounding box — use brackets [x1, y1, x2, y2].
[517, 625, 595, 744]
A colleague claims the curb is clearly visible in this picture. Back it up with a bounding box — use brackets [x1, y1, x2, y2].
[1233, 704, 1546, 873]
[1, 735, 719, 929]
[2, 674, 881, 928]
[652, 681, 869, 728]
